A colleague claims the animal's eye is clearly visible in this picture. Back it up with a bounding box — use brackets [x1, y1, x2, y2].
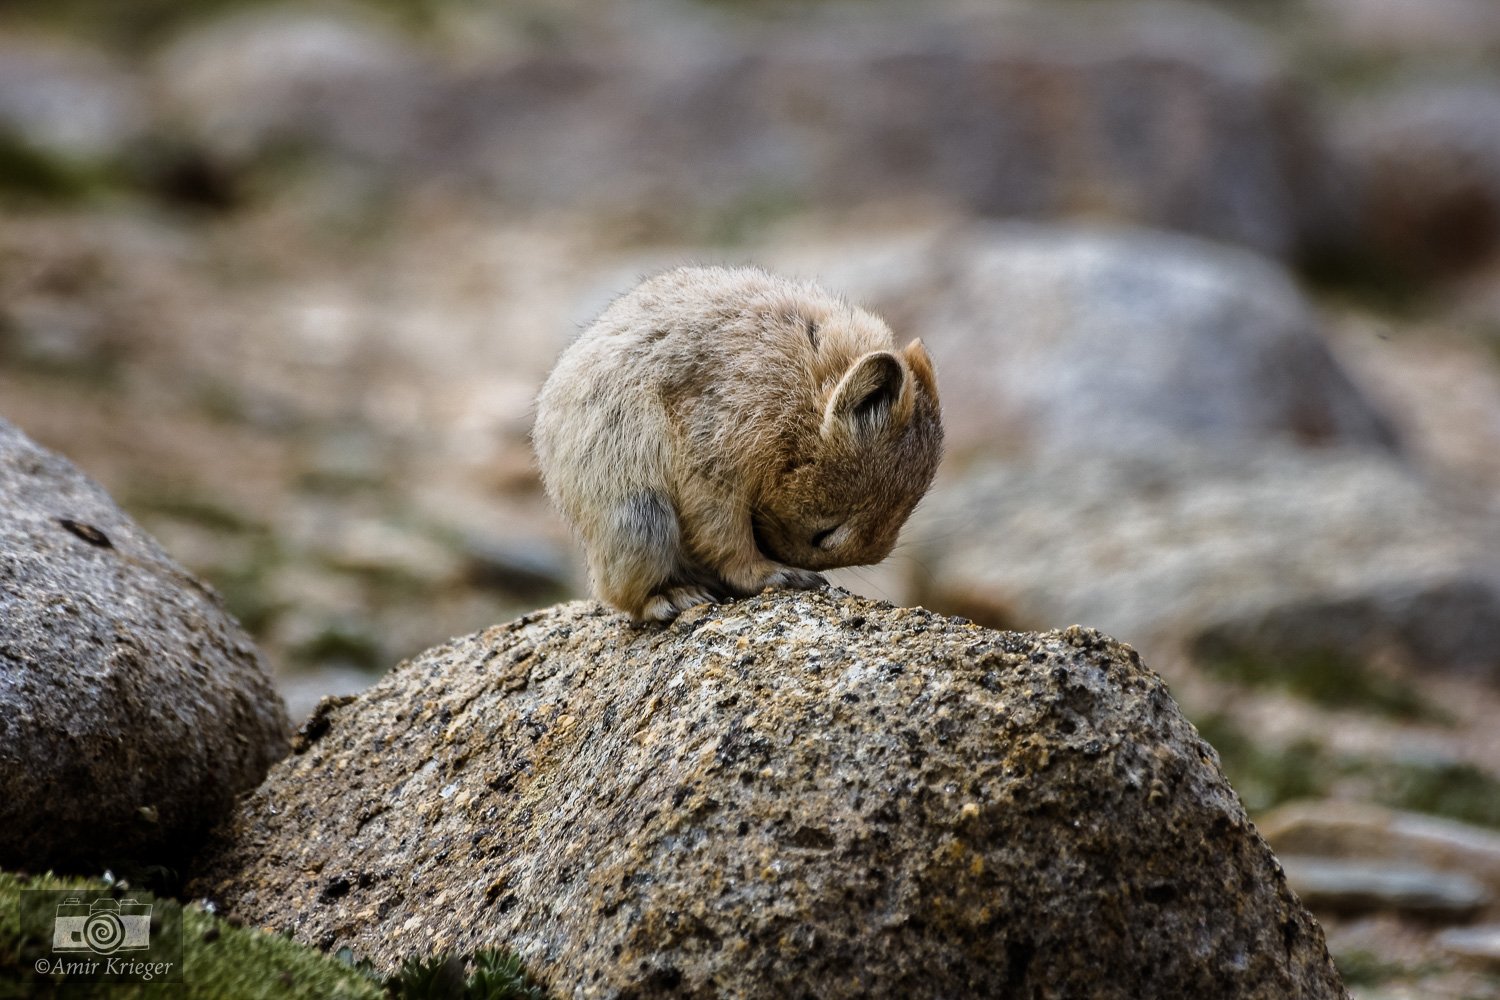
[811, 525, 840, 549]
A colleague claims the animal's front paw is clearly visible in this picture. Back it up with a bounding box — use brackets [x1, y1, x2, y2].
[763, 567, 828, 592]
[640, 585, 721, 622]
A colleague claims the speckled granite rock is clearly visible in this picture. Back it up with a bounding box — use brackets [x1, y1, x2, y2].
[0, 418, 288, 871]
[189, 591, 1347, 999]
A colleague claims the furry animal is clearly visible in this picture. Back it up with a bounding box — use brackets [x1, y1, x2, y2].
[533, 265, 942, 621]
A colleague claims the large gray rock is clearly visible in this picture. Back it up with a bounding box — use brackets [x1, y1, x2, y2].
[1305, 0, 1500, 63]
[189, 591, 1347, 999]
[153, 3, 1337, 257]
[910, 447, 1500, 678]
[0, 34, 148, 163]
[0, 418, 288, 871]
[1439, 924, 1500, 971]
[1276, 856, 1490, 920]
[152, 8, 423, 166]
[628, 3, 1336, 256]
[774, 223, 1399, 460]
[1259, 800, 1500, 902]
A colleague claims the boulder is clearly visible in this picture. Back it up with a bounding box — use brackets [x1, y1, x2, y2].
[771, 223, 1399, 460]
[625, 2, 1337, 256]
[1439, 924, 1500, 972]
[189, 590, 1347, 999]
[0, 418, 288, 871]
[0, 34, 148, 163]
[153, 3, 1338, 257]
[909, 446, 1500, 679]
[1259, 800, 1500, 901]
[1276, 856, 1490, 920]
[1305, 0, 1500, 62]
[151, 7, 426, 166]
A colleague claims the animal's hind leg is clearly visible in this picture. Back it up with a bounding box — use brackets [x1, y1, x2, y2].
[593, 491, 721, 621]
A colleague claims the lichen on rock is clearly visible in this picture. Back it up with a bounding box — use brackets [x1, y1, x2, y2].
[190, 589, 1347, 999]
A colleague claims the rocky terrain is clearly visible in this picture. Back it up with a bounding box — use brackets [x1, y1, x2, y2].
[190, 592, 1348, 998]
[4, 0, 1500, 996]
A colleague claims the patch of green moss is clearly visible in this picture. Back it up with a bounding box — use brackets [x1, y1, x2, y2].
[292, 623, 385, 672]
[1190, 713, 1330, 815]
[389, 950, 549, 1000]
[327, 558, 444, 601]
[0, 132, 104, 205]
[1196, 644, 1448, 724]
[0, 870, 382, 1000]
[700, 185, 807, 246]
[3, 871, 554, 999]
[121, 490, 286, 636]
[0, 326, 124, 384]
[1467, 318, 1500, 369]
[1195, 712, 1500, 831]
[1370, 759, 1500, 831]
[203, 552, 285, 638]
[1331, 947, 1433, 988]
[127, 492, 263, 536]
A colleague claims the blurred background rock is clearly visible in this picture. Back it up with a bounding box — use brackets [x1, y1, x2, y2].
[3, 0, 1500, 994]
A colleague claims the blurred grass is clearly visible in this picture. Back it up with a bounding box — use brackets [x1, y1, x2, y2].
[1330, 948, 1439, 989]
[1192, 713, 1331, 814]
[1194, 712, 1500, 830]
[1373, 759, 1500, 830]
[0, 133, 105, 204]
[1196, 645, 1450, 724]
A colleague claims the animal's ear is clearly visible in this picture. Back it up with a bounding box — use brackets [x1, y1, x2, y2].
[824, 350, 913, 437]
[903, 339, 938, 401]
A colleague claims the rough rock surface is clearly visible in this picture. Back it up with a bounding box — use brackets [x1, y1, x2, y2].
[911, 446, 1500, 677]
[190, 590, 1347, 999]
[0, 418, 288, 870]
[775, 223, 1399, 460]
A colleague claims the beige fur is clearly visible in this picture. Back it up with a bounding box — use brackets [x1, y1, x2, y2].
[533, 265, 943, 621]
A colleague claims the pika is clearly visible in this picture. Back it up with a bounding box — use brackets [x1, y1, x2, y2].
[533, 265, 942, 621]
